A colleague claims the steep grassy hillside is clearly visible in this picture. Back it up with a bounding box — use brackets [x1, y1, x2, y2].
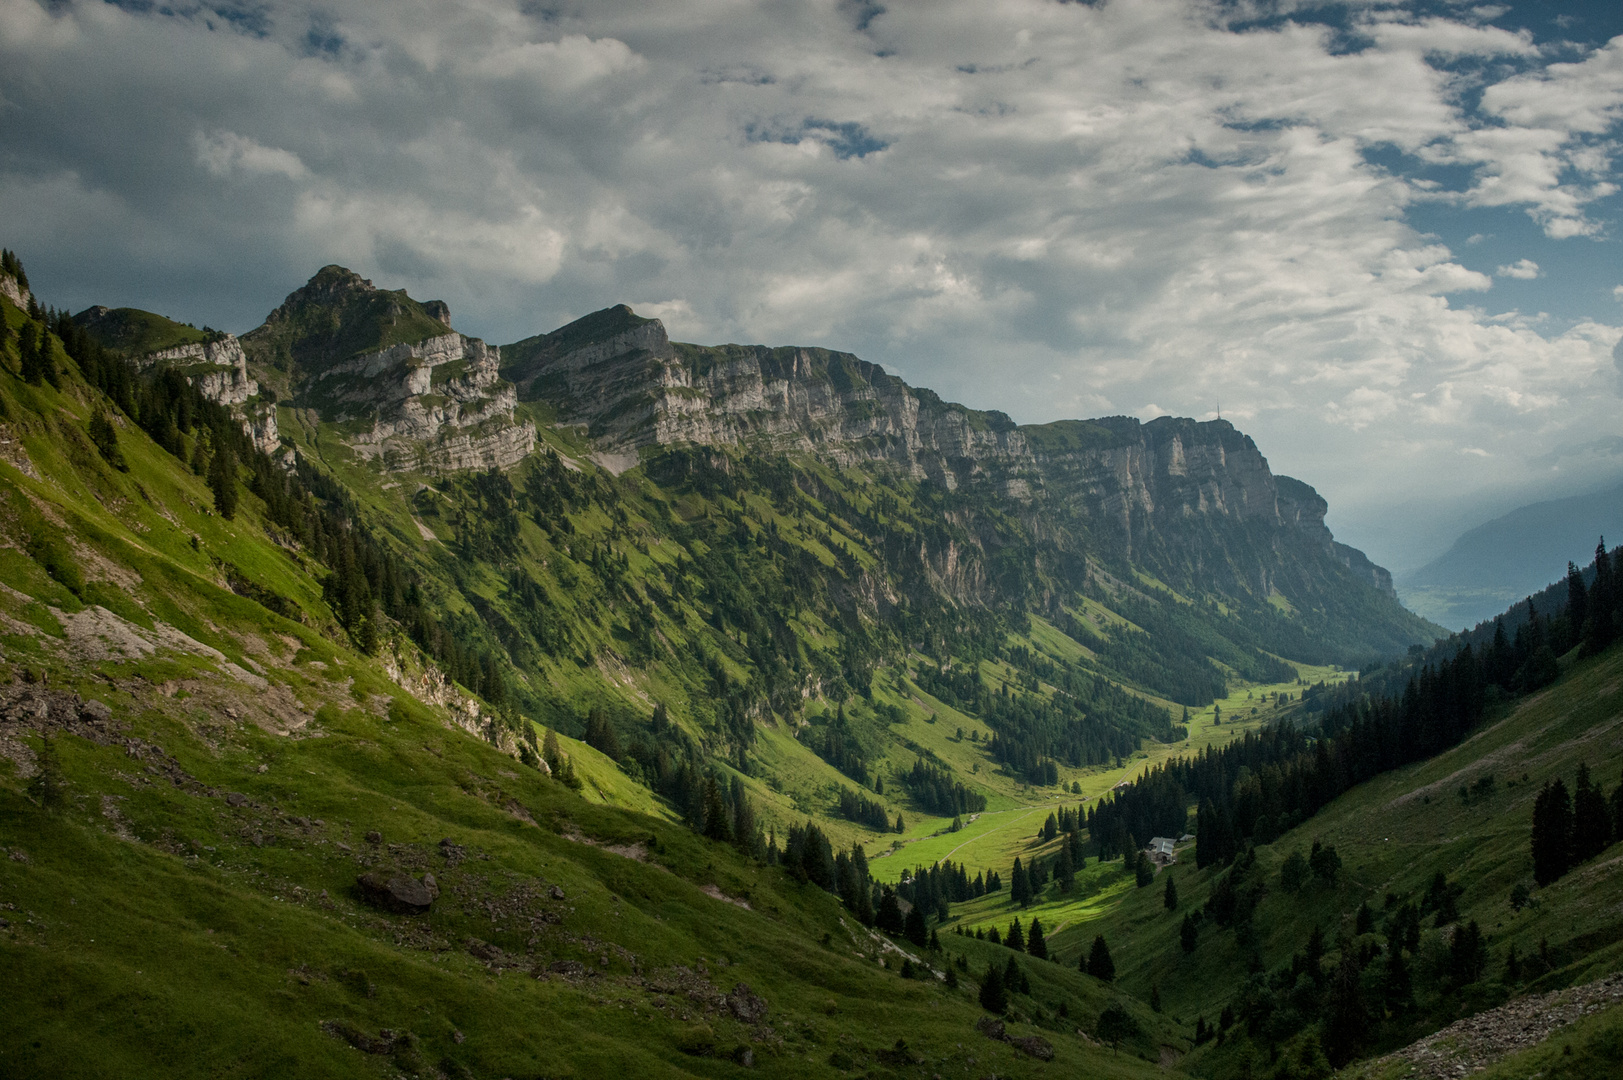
[0, 289, 1183, 1078]
[1027, 643, 1623, 1076]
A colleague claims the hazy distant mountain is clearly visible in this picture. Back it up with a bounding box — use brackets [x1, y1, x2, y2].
[1398, 480, 1623, 629]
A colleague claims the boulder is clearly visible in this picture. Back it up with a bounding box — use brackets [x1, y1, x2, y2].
[79, 699, 113, 723]
[356, 873, 436, 914]
[224, 792, 249, 807]
[975, 1017, 1006, 1042]
[727, 983, 769, 1024]
[1010, 1035, 1055, 1061]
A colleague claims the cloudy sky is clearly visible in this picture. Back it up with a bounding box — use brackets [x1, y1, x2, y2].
[2, 0, 1622, 572]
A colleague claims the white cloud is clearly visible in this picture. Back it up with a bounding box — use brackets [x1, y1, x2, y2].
[1496, 258, 1541, 279]
[193, 131, 308, 181]
[0, 0, 1620, 566]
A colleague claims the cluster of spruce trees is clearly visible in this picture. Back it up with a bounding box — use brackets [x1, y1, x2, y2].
[1530, 763, 1623, 886]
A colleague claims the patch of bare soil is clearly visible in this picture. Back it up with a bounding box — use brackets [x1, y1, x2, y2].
[1363, 974, 1623, 1079]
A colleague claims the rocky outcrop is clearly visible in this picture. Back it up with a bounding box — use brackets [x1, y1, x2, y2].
[303, 331, 533, 471]
[503, 306, 1396, 599]
[0, 272, 31, 311]
[87, 319, 284, 458]
[243, 268, 532, 473]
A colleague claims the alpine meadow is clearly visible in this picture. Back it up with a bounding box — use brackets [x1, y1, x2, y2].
[1, 236, 1620, 1080]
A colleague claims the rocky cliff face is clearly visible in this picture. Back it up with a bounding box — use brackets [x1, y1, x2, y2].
[0, 271, 31, 311]
[504, 306, 1396, 598]
[74, 306, 283, 459]
[243, 268, 532, 473]
[139, 335, 283, 458]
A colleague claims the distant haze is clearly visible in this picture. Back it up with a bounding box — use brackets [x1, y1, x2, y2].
[1398, 480, 1623, 630]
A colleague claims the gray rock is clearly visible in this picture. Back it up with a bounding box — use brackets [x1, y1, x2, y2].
[547, 960, 586, 977]
[974, 1017, 1006, 1042]
[365, 830, 382, 844]
[549, 884, 565, 900]
[356, 873, 435, 914]
[1010, 1035, 1054, 1061]
[727, 983, 769, 1024]
[224, 792, 249, 807]
[79, 700, 113, 723]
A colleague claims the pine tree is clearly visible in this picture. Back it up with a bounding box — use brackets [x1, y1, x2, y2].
[1566, 562, 1589, 642]
[1532, 778, 1574, 885]
[978, 964, 1007, 1013]
[208, 440, 238, 519]
[1005, 917, 1025, 953]
[1027, 917, 1048, 961]
[1163, 872, 1179, 910]
[1324, 951, 1369, 1065]
[894, 812, 905, 834]
[1054, 843, 1075, 893]
[1010, 857, 1031, 908]
[702, 775, 732, 842]
[904, 904, 928, 947]
[1449, 920, 1487, 987]
[1583, 538, 1615, 654]
[1087, 935, 1115, 982]
[18, 321, 44, 384]
[1135, 851, 1154, 887]
[87, 412, 126, 471]
[1572, 763, 1613, 863]
[877, 888, 904, 936]
[1180, 912, 1199, 953]
[1612, 770, 1623, 843]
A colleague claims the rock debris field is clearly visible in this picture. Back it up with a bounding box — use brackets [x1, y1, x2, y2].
[1364, 974, 1623, 1079]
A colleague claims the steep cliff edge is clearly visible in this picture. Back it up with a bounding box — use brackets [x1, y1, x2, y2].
[75, 306, 281, 457]
[242, 267, 532, 472]
[503, 306, 1399, 605]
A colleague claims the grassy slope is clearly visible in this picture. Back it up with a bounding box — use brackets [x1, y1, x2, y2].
[1041, 644, 1623, 1072]
[0, 305, 1181, 1079]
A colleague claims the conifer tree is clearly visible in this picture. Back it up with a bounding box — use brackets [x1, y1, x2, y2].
[904, 904, 929, 947]
[978, 964, 1007, 1013]
[87, 412, 126, 471]
[1005, 917, 1025, 953]
[1573, 763, 1612, 862]
[1612, 769, 1623, 843]
[702, 775, 732, 842]
[1003, 954, 1029, 995]
[1324, 951, 1370, 1066]
[1027, 917, 1048, 960]
[1383, 946, 1413, 1016]
[1449, 919, 1487, 987]
[877, 888, 905, 936]
[1010, 857, 1031, 907]
[1532, 778, 1574, 885]
[1583, 538, 1615, 654]
[18, 321, 44, 385]
[1163, 872, 1179, 910]
[1054, 843, 1075, 893]
[1086, 935, 1115, 981]
[1180, 912, 1199, 953]
[208, 439, 238, 519]
[1566, 562, 1588, 639]
[894, 812, 905, 834]
[1135, 850, 1154, 887]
